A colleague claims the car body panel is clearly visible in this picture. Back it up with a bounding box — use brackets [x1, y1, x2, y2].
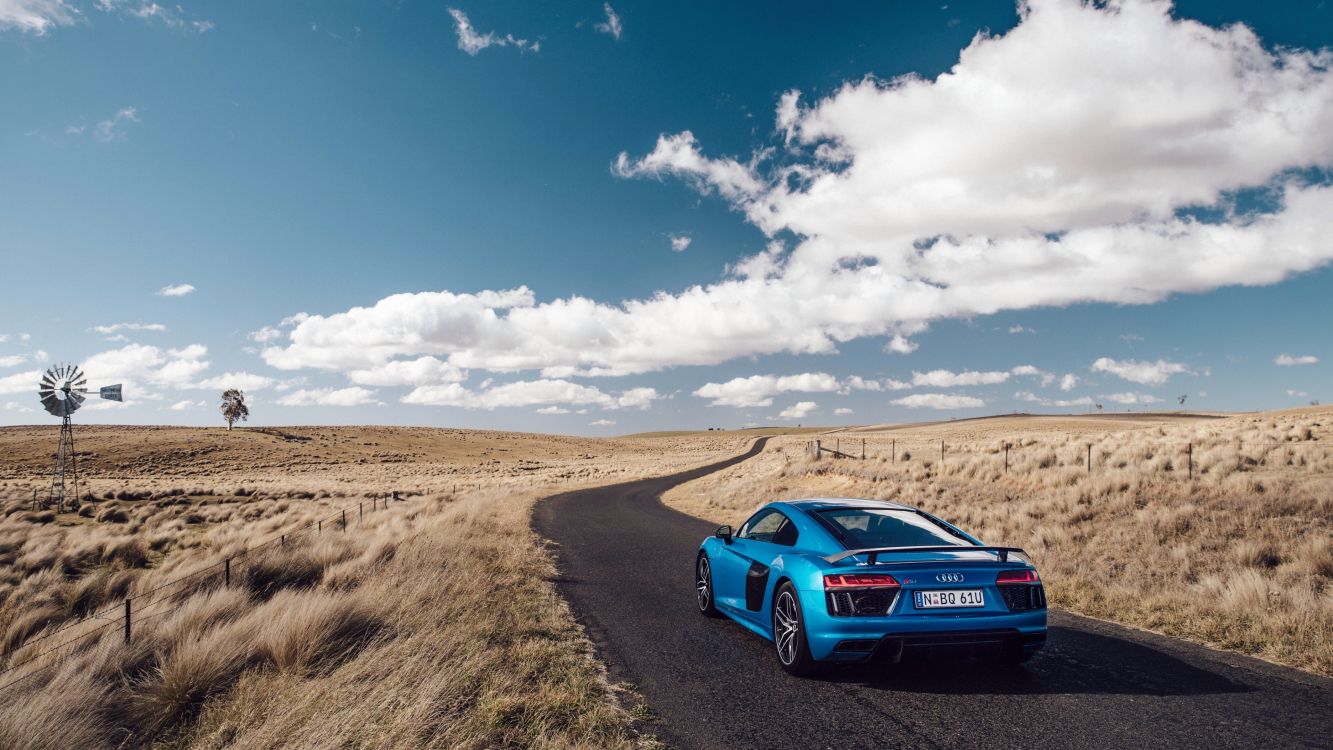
[698, 498, 1048, 663]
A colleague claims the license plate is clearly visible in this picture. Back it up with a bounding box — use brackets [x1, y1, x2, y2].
[914, 589, 985, 609]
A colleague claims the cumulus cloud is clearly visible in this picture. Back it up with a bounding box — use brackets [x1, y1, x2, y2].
[669, 233, 692, 252]
[834, 407, 854, 415]
[347, 357, 466, 387]
[1059, 373, 1080, 391]
[536, 406, 570, 414]
[1014, 390, 1093, 408]
[157, 283, 195, 297]
[0, 0, 74, 34]
[276, 387, 379, 407]
[912, 369, 1011, 387]
[0, 351, 47, 369]
[193, 372, 277, 391]
[594, 2, 621, 40]
[261, 1, 1333, 385]
[1286, 389, 1309, 397]
[83, 343, 210, 389]
[694, 372, 841, 407]
[1275, 353, 1319, 366]
[402, 378, 658, 411]
[448, 7, 537, 55]
[92, 322, 167, 335]
[892, 393, 985, 410]
[590, 418, 616, 426]
[1091, 357, 1193, 385]
[249, 326, 283, 344]
[169, 399, 206, 411]
[0, 369, 42, 395]
[777, 401, 817, 420]
[1100, 391, 1163, 405]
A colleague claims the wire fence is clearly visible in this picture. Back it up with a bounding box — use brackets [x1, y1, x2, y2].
[0, 491, 411, 695]
[804, 436, 1330, 479]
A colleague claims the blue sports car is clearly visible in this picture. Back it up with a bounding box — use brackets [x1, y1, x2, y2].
[695, 498, 1047, 675]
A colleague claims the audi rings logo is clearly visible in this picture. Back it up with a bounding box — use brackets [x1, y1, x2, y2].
[935, 573, 964, 583]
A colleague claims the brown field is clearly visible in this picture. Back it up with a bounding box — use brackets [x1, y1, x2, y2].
[0, 425, 748, 750]
[2, 408, 1331, 748]
[664, 407, 1333, 676]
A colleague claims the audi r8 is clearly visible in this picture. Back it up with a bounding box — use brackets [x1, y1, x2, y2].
[695, 498, 1047, 675]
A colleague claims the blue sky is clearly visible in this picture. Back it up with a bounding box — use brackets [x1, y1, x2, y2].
[1, 0, 1330, 433]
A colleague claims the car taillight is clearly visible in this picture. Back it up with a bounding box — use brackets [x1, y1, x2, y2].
[996, 569, 1039, 584]
[824, 573, 900, 589]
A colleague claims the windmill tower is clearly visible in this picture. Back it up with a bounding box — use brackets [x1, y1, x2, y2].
[37, 364, 122, 512]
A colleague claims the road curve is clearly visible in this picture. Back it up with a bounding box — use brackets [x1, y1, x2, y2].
[533, 438, 1333, 750]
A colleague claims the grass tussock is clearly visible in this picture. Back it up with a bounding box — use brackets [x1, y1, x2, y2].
[0, 429, 747, 749]
[666, 407, 1333, 676]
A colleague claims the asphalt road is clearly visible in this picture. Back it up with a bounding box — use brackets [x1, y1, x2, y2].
[533, 438, 1333, 750]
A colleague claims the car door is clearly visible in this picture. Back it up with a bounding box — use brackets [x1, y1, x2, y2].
[713, 509, 790, 622]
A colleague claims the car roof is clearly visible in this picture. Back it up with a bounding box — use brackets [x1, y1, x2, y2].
[780, 497, 918, 513]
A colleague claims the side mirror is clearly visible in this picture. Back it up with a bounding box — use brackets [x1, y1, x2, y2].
[715, 525, 733, 544]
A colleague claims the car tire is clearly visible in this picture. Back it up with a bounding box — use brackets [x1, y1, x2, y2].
[772, 582, 819, 676]
[696, 553, 722, 617]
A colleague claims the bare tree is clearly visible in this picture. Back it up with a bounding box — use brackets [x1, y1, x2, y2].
[221, 389, 249, 431]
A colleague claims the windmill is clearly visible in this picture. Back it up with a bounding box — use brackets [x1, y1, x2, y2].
[38, 364, 122, 512]
[1178, 394, 1187, 407]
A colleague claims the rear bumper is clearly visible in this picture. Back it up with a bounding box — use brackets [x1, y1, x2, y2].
[807, 609, 1047, 662]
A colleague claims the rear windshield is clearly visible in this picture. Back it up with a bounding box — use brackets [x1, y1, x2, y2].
[817, 508, 973, 549]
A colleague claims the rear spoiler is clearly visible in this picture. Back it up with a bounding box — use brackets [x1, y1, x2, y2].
[824, 546, 1030, 565]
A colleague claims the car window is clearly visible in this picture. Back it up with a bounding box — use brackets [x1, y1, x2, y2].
[817, 509, 971, 549]
[771, 517, 799, 547]
[739, 509, 787, 542]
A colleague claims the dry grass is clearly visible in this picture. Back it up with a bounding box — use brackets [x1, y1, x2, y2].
[665, 407, 1333, 676]
[0, 426, 747, 749]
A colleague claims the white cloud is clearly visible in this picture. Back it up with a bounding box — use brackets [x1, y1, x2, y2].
[169, 399, 206, 411]
[1014, 390, 1093, 408]
[885, 334, 919, 355]
[403, 378, 658, 411]
[348, 356, 466, 387]
[669, 233, 692, 252]
[536, 406, 570, 414]
[262, 1, 1333, 384]
[0, 369, 41, 395]
[1059, 373, 1080, 391]
[912, 369, 1010, 387]
[694, 372, 842, 407]
[834, 407, 854, 415]
[96, 0, 211, 32]
[92, 322, 167, 335]
[1120, 333, 1145, 344]
[448, 7, 537, 55]
[83, 343, 210, 389]
[1287, 389, 1309, 397]
[594, 2, 621, 40]
[0, 355, 26, 368]
[1100, 391, 1164, 405]
[777, 401, 817, 420]
[1, 400, 34, 413]
[87, 106, 138, 143]
[892, 393, 985, 410]
[157, 283, 195, 297]
[276, 387, 379, 407]
[1275, 353, 1319, 366]
[249, 326, 283, 343]
[0, 0, 74, 34]
[589, 418, 616, 426]
[1091, 357, 1192, 385]
[193, 372, 276, 391]
[1009, 364, 1054, 387]
[1008, 325, 1033, 334]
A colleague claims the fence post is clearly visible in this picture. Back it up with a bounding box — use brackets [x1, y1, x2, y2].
[124, 599, 132, 643]
[1087, 444, 1091, 473]
[225, 558, 230, 587]
[815, 440, 821, 460]
[1004, 443, 1010, 473]
[940, 439, 945, 464]
[359, 502, 363, 521]
[341, 509, 346, 531]
[281, 534, 286, 546]
[318, 519, 322, 534]
[862, 439, 866, 460]
[892, 439, 896, 463]
[1188, 443, 1193, 480]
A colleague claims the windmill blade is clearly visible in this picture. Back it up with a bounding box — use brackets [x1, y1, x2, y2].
[40, 395, 63, 417]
